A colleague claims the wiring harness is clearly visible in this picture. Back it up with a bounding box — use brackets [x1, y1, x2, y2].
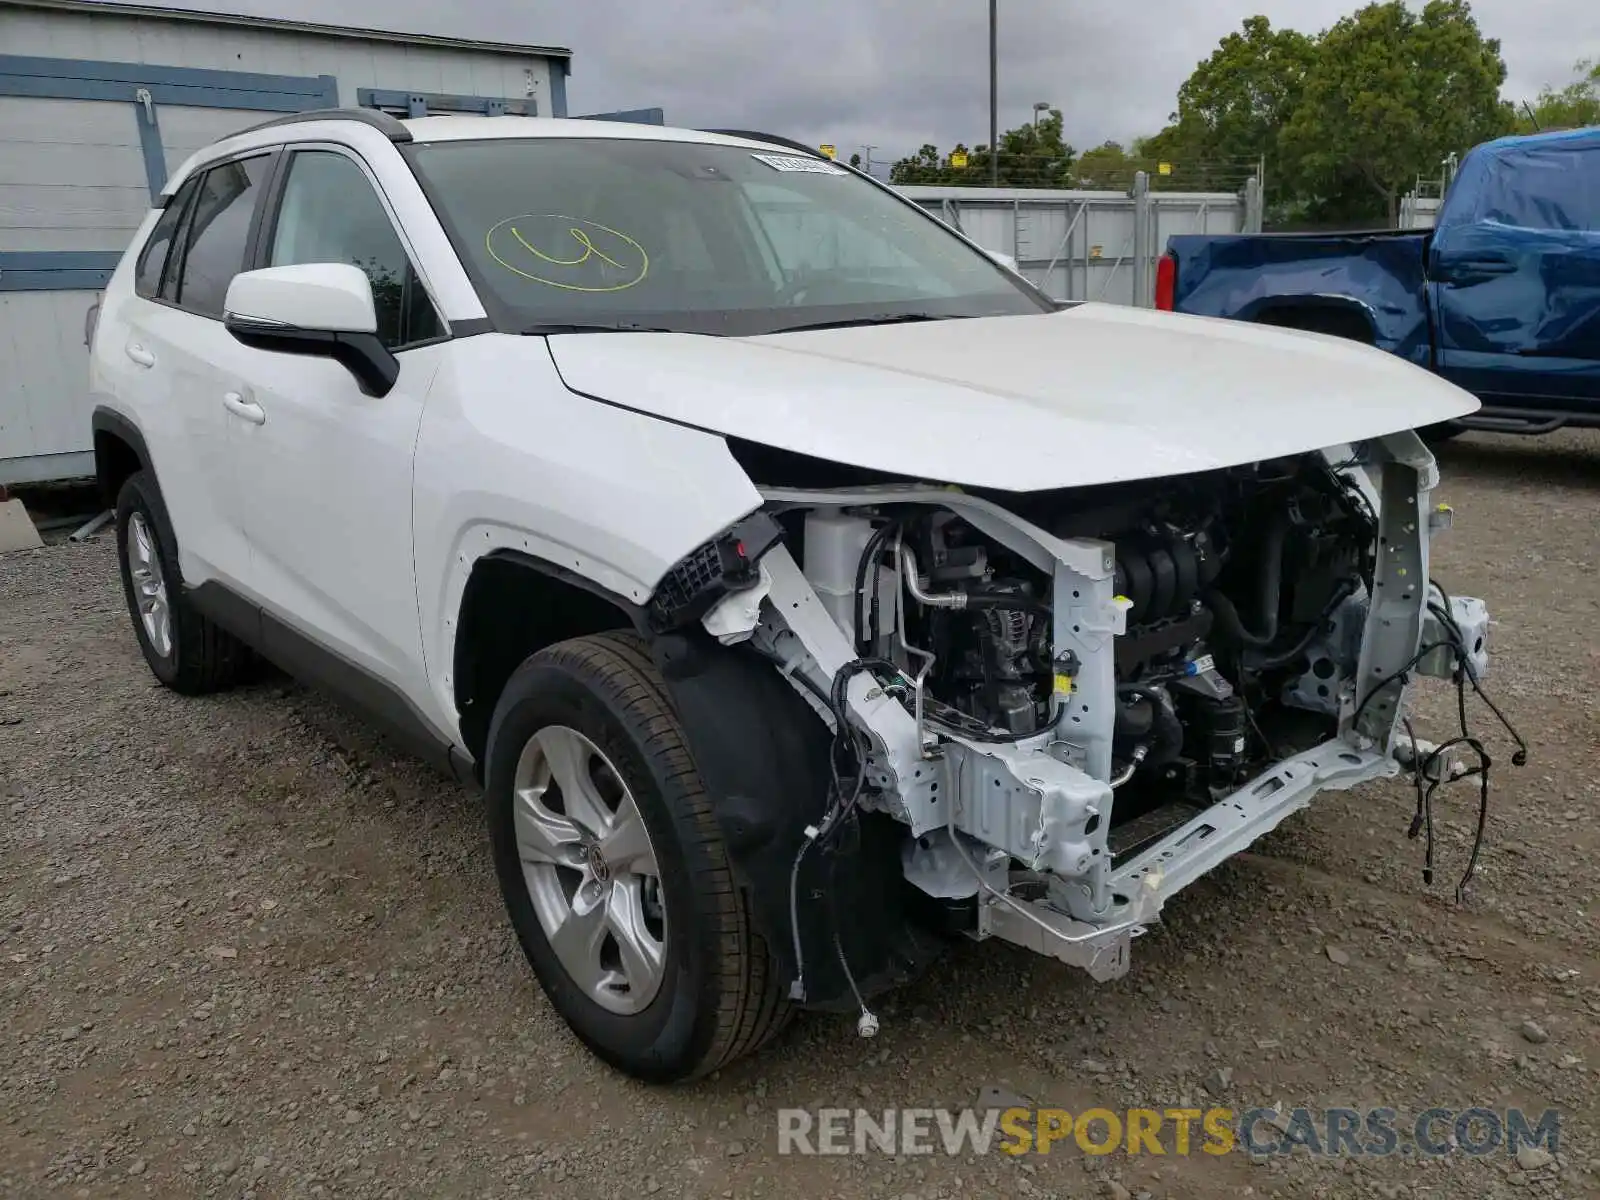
[785, 656, 900, 1036]
[1352, 579, 1528, 902]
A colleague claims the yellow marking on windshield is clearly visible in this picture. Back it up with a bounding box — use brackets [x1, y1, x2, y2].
[485, 214, 649, 293]
[512, 225, 627, 270]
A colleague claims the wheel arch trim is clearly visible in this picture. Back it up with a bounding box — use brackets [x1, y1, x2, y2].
[91, 405, 154, 503]
[1244, 293, 1381, 341]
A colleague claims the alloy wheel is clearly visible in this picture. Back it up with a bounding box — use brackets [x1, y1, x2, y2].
[126, 511, 172, 659]
[511, 725, 668, 1014]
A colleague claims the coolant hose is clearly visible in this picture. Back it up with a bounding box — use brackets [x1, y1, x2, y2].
[1248, 577, 1359, 671]
[1204, 511, 1291, 648]
[1116, 684, 1184, 765]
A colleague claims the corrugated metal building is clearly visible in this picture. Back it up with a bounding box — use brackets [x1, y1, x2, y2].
[0, 0, 589, 486]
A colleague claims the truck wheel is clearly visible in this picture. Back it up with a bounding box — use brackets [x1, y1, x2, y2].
[484, 631, 791, 1082]
[114, 471, 244, 695]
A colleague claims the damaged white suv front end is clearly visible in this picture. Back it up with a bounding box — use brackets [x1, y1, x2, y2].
[694, 429, 1488, 998]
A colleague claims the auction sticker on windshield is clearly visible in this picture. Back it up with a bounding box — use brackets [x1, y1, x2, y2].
[752, 153, 847, 175]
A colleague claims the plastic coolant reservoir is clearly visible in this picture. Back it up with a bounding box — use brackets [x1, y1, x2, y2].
[802, 510, 898, 645]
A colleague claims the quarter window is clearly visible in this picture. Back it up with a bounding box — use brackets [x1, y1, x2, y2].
[267, 150, 442, 349]
[134, 177, 197, 300]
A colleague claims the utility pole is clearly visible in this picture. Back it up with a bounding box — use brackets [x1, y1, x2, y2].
[989, 0, 999, 186]
[859, 145, 879, 176]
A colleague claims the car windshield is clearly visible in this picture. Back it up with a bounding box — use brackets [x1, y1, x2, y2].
[402, 136, 1052, 336]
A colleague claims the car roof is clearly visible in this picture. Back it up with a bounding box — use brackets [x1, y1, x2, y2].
[158, 111, 819, 199]
[400, 115, 772, 147]
[1473, 124, 1600, 157]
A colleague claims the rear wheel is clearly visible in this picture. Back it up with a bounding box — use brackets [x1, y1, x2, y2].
[485, 631, 791, 1082]
[1256, 306, 1373, 344]
[114, 471, 244, 694]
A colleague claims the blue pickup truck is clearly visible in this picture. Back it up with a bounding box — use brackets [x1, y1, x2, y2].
[1160, 126, 1600, 437]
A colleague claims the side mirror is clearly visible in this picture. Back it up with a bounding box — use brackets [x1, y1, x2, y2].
[223, 263, 399, 397]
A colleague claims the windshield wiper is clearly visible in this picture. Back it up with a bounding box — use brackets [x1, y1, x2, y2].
[764, 312, 968, 334]
[520, 322, 684, 335]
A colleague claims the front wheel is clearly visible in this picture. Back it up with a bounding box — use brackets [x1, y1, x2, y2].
[484, 632, 790, 1082]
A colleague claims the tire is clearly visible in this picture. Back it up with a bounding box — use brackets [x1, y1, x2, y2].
[114, 470, 244, 695]
[1255, 308, 1373, 344]
[485, 631, 791, 1082]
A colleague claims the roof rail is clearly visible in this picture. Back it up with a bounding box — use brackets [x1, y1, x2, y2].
[235, 107, 413, 142]
[700, 129, 825, 158]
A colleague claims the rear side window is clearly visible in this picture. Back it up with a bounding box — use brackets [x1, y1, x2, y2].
[133, 178, 197, 300]
[172, 154, 272, 318]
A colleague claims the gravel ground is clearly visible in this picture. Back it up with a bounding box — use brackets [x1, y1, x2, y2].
[2, 430, 1597, 1199]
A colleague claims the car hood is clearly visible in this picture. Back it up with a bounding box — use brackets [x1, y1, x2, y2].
[545, 302, 1479, 491]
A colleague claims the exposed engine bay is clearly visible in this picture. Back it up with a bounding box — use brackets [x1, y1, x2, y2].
[820, 458, 1376, 802]
[677, 431, 1521, 1027]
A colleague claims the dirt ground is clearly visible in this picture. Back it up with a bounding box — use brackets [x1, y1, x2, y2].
[2, 430, 1597, 1200]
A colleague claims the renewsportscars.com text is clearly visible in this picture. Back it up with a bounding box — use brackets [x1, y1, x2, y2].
[777, 1105, 1562, 1158]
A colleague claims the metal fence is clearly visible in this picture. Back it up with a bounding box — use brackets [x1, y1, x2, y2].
[1399, 191, 1443, 229]
[897, 172, 1262, 307]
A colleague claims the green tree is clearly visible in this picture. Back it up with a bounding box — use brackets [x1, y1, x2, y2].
[889, 109, 1074, 187]
[889, 143, 955, 184]
[1167, 16, 1316, 189]
[1517, 59, 1600, 132]
[1281, 0, 1512, 224]
[1072, 140, 1133, 189]
[1070, 140, 1187, 192]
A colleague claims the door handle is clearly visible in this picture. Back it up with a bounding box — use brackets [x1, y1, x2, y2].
[125, 342, 156, 368]
[1456, 257, 1516, 274]
[222, 391, 266, 425]
[1439, 256, 1516, 283]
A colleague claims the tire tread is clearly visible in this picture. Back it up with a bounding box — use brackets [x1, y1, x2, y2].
[534, 630, 792, 1077]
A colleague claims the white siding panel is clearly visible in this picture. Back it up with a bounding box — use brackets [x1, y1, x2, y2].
[0, 98, 149, 252]
[0, 10, 555, 112]
[0, 9, 61, 54]
[0, 143, 146, 187]
[1, 99, 134, 145]
[0, 8, 564, 476]
[157, 106, 286, 172]
[0, 291, 99, 460]
[388, 44, 443, 94]
[130, 23, 194, 71]
[436, 56, 478, 95]
[232, 29, 311, 79]
[293, 45, 357, 91]
[0, 11, 557, 115]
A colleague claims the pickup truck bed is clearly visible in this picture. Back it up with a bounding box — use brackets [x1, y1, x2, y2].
[1161, 127, 1600, 436]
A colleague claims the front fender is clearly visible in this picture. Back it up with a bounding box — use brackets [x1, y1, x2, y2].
[411, 335, 762, 745]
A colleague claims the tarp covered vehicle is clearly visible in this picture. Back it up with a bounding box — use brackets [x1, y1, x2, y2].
[1162, 126, 1600, 437]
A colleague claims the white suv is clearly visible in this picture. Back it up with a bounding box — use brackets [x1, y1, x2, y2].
[89, 109, 1492, 1082]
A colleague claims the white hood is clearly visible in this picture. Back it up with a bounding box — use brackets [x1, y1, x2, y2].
[546, 303, 1479, 491]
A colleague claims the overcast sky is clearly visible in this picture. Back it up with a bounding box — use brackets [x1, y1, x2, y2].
[160, 0, 1595, 166]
